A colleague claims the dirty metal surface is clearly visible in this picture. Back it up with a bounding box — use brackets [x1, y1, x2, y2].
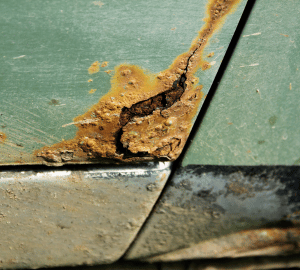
[46, 255, 300, 270]
[182, 0, 300, 166]
[0, 0, 247, 165]
[0, 162, 171, 268]
[125, 166, 300, 260]
[147, 228, 300, 262]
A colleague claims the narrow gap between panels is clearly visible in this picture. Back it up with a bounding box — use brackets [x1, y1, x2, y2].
[121, 0, 257, 261]
[178, 0, 258, 168]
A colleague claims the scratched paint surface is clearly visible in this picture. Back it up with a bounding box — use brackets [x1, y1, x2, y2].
[182, 0, 300, 166]
[0, 0, 246, 165]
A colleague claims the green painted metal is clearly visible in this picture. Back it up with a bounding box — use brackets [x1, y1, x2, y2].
[183, 0, 300, 166]
[0, 0, 247, 165]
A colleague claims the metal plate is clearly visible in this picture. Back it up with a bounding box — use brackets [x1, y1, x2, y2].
[0, 0, 247, 165]
[0, 162, 171, 268]
[182, 0, 300, 166]
[125, 165, 300, 260]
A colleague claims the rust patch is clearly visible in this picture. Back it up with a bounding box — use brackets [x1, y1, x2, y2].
[48, 99, 60, 106]
[88, 79, 93, 83]
[89, 89, 97, 94]
[207, 52, 215, 58]
[201, 61, 211, 70]
[0, 132, 7, 144]
[36, 0, 242, 164]
[147, 228, 300, 262]
[280, 33, 289, 38]
[101, 61, 109, 68]
[88, 61, 100, 74]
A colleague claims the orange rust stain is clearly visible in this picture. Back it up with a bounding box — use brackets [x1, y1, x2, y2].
[0, 132, 7, 144]
[88, 61, 100, 74]
[36, 0, 242, 164]
[105, 70, 113, 74]
[201, 61, 211, 70]
[88, 79, 93, 82]
[101, 61, 109, 68]
[207, 52, 215, 58]
[89, 89, 97, 94]
[280, 33, 289, 37]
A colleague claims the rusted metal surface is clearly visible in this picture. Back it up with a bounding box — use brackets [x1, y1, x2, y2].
[125, 166, 300, 260]
[37, 255, 300, 269]
[0, 162, 171, 268]
[35, 0, 245, 165]
[182, 0, 300, 166]
[147, 228, 300, 262]
[0, 0, 247, 165]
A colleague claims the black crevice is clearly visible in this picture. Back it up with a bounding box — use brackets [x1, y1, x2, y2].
[115, 68, 189, 157]
[115, 37, 200, 157]
[122, 0, 258, 259]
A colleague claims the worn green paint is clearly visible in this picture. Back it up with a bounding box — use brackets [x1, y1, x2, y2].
[0, 0, 247, 165]
[183, 0, 300, 166]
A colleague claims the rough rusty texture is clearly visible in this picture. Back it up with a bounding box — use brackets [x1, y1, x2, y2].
[0, 132, 7, 144]
[36, 0, 242, 165]
[147, 228, 300, 262]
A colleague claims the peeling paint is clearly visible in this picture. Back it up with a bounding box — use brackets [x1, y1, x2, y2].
[36, 0, 242, 164]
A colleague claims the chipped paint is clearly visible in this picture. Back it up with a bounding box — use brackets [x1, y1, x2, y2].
[36, 0, 242, 164]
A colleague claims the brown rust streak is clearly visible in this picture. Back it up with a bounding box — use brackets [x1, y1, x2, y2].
[36, 0, 242, 164]
[147, 228, 300, 262]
